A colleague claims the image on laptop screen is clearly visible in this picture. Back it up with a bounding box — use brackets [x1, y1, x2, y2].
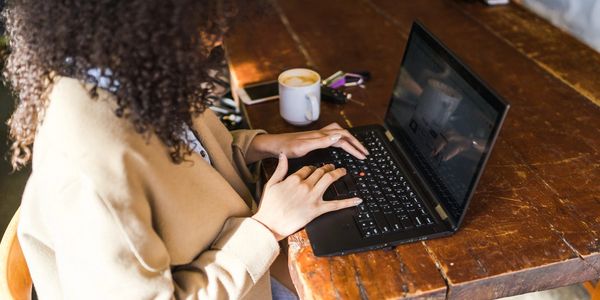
[385, 28, 500, 221]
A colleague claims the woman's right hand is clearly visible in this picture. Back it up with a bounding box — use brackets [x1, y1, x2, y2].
[252, 153, 362, 241]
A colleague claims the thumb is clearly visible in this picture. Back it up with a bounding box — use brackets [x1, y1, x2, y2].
[267, 153, 288, 187]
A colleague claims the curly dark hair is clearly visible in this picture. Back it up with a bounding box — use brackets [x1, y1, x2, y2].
[3, 0, 235, 169]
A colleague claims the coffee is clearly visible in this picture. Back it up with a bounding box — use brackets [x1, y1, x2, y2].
[281, 75, 318, 87]
[278, 68, 321, 126]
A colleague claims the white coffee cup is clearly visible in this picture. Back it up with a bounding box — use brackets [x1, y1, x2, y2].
[278, 68, 321, 126]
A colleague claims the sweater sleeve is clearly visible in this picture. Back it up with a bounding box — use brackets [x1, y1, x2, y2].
[230, 129, 267, 184]
[50, 179, 280, 300]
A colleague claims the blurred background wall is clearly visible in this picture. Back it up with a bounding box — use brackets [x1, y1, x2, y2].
[517, 0, 600, 52]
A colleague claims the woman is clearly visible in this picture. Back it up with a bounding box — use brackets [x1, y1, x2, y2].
[3, 0, 368, 299]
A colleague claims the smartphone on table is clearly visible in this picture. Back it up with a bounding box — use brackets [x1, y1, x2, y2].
[236, 80, 279, 105]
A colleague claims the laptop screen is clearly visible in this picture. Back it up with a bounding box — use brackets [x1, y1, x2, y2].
[384, 23, 507, 222]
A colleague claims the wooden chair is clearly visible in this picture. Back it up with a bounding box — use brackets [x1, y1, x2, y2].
[0, 208, 32, 300]
[585, 280, 600, 300]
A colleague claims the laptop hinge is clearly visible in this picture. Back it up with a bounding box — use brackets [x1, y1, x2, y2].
[384, 130, 394, 141]
[434, 204, 449, 220]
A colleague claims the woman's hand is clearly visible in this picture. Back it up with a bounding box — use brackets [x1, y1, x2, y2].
[246, 123, 369, 164]
[252, 153, 362, 241]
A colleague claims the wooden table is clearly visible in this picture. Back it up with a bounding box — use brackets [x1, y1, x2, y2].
[224, 0, 600, 298]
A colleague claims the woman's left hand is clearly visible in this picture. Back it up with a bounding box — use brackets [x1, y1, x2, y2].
[246, 123, 369, 163]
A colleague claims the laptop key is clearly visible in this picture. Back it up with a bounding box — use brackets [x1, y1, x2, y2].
[357, 220, 375, 229]
[368, 204, 381, 213]
[383, 212, 401, 231]
[381, 224, 390, 233]
[372, 211, 389, 231]
[355, 222, 377, 238]
[356, 212, 372, 222]
[414, 216, 423, 227]
[390, 201, 402, 209]
[399, 215, 413, 229]
[357, 204, 368, 213]
[425, 216, 434, 225]
[357, 182, 368, 189]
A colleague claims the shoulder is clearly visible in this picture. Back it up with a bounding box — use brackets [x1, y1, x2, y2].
[35, 77, 170, 175]
[41, 77, 139, 151]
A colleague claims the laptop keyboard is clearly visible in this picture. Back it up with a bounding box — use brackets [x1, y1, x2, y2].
[325, 130, 435, 238]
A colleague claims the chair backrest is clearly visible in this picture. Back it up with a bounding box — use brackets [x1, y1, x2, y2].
[0, 208, 32, 300]
[584, 281, 600, 300]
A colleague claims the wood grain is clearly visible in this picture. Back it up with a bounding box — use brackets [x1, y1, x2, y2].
[225, 0, 600, 298]
[457, 1, 600, 108]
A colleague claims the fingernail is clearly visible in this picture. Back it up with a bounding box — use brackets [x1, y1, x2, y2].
[329, 134, 342, 142]
[355, 198, 363, 204]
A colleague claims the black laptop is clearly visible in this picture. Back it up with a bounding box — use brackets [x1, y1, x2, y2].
[288, 22, 510, 256]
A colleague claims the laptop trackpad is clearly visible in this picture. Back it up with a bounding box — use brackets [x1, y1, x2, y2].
[306, 207, 361, 255]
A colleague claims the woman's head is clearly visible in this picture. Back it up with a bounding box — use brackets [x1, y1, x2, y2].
[3, 0, 233, 169]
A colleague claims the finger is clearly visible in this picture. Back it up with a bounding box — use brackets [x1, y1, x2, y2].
[322, 122, 342, 130]
[304, 164, 335, 187]
[286, 165, 316, 184]
[319, 197, 363, 214]
[341, 131, 369, 155]
[328, 129, 369, 156]
[267, 153, 288, 187]
[292, 133, 343, 157]
[313, 167, 347, 195]
[334, 140, 366, 160]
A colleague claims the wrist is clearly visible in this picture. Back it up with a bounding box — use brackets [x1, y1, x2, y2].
[249, 134, 281, 159]
[251, 214, 285, 241]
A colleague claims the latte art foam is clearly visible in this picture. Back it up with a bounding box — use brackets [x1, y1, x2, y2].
[281, 75, 318, 87]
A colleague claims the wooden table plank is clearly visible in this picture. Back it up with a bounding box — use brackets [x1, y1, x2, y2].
[365, 0, 600, 297]
[457, 1, 600, 108]
[227, 0, 408, 133]
[288, 231, 446, 299]
[225, 0, 600, 298]
[231, 0, 450, 298]
[288, 231, 448, 299]
[271, 1, 450, 297]
[224, 0, 306, 89]
[450, 0, 600, 262]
